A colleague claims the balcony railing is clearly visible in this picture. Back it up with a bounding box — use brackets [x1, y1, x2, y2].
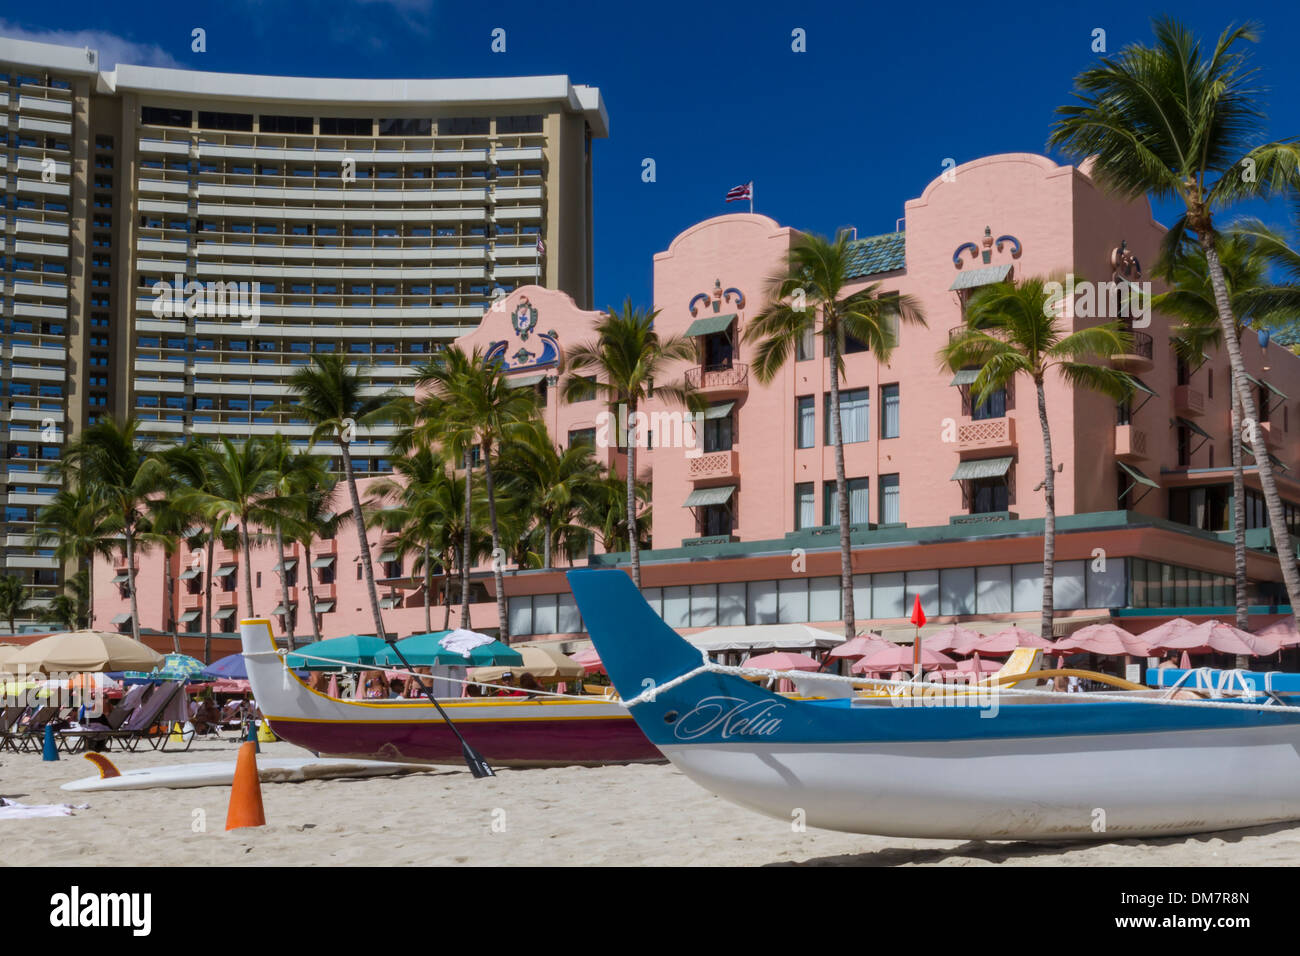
[1114, 424, 1147, 461]
[955, 415, 1016, 453]
[687, 449, 739, 482]
[1174, 385, 1205, 416]
[1113, 330, 1154, 368]
[685, 362, 748, 393]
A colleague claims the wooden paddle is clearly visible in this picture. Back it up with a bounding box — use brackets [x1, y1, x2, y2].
[382, 640, 494, 778]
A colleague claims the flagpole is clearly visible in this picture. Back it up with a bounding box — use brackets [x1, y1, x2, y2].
[750, 181, 754, 215]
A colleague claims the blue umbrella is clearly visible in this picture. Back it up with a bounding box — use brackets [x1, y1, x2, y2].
[201, 653, 248, 681]
[373, 632, 523, 668]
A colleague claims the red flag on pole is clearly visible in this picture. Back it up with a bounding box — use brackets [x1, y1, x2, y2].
[910, 594, 927, 628]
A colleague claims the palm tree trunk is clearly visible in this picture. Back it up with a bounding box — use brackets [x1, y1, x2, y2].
[275, 527, 295, 646]
[443, 550, 453, 630]
[1231, 384, 1249, 629]
[1203, 241, 1300, 626]
[340, 443, 387, 641]
[626, 397, 641, 589]
[461, 447, 473, 625]
[544, 516, 553, 570]
[423, 543, 433, 634]
[482, 442, 509, 642]
[1036, 376, 1056, 642]
[827, 335, 856, 641]
[203, 533, 214, 664]
[239, 519, 256, 625]
[85, 552, 95, 630]
[125, 532, 142, 643]
[164, 551, 179, 653]
[303, 542, 322, 644]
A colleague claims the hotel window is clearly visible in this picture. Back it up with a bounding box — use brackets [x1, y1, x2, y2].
[1176, 425, 1190, 467]
[1207, 369, 1214, 399]
[1258, 384, 1271, 423]
[824, 389, 869, 444]
[568, 428, 596, 449]
[570, 376, 597, 402]
[879, 474, 900, 524]
[698, 503, 732, 537]
[970, 385, 1006, 420]
[796, 325, 815, 362]
[970, 477, 1009, 513]
[796, 396, 815, 448]
[823, 477, 869, 526]
[794, 482, 815, 530]
[881, 384, 900, 438]
[703, 407, 733, 452]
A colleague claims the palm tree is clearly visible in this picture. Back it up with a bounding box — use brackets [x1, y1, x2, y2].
[42, 570, 89, 631]
[179, 438, 285, 624]
[496, 419, 604, 569]
[34, 481, 114, 631]
[57, 417, 168, 642]
[940, 277, 1135, 639]
[416, 347, 538, 641]
[745, 234, 927, 640]
[563, 299, 698, 590]
[0, 574, 29, 634]
[262, 437, 328, 648]
[1049, 16, 1300, 621]
[368, 448, 455, 635]
[158, 440, 222, 663]
[580, 472, 652, 554]
[1155, 232, 1298, 628]
[294, 481, 343, 646]
[285, 354, 397, 640]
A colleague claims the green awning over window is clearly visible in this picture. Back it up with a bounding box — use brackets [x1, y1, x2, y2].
[1130, 376, 1157, 396]
[214, 607, 237, 620]
[179, 610, 201, 623]
[1117, 461, 1159, 488]
[179, 568, 201, 580]
[310, 555, 336, 569]
[948, 263, 1012, 292]
[683, 485, 736, 508]
[950, 369, 980, 386]
[951, 457, 1014, 481]
[684, 314, 736, 338]
[314, 600, 335, 613]
[110, 572, 129, 583]
[379, 596, 401, 609]
[215, 565, 237, 578]
[272, 603, 295, 616]
[507, 373, 546, 389]
[111, 613, 132, 624]
[379, 550, 397, 563]
[1175, 416, 1211, 440]
[1241, 371, 1287, 400]
[274, 558, 298, 572]
[703, 401, 735, 420]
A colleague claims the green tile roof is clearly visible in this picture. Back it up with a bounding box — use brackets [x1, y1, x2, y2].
[844, 232, 906, 279]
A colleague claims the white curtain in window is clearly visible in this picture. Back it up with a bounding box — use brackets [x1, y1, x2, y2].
[796, 483, 815, 529]
[883, 386, 900, 438]
[797, 397, 815, 448]
[849, 478, 869, 524]
[839, 390, 869, 443]
[880, 475, 900, 524]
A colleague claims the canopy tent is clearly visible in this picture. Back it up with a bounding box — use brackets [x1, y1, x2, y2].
[684, 623, 844, 653]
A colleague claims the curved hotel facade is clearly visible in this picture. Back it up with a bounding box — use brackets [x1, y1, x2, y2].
[1, 34, 604, 620]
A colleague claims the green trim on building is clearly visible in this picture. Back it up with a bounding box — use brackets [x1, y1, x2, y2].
[1118, 461, 1159, 488]
[684, 314, 736, 337]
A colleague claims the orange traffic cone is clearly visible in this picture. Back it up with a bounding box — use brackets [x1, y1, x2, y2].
[225, 741, 266, 830]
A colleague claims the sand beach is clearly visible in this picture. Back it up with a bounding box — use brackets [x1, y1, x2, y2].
[3, 739, 1299, 866]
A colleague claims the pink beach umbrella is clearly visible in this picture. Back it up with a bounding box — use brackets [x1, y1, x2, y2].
[920, 624, 982, 654]
[1134, 617, 1202, 649]
[852, 645, 954, 674]
[743, 651, 823, 672]
[1147, 621, 1280, 658]
[990, 624, 1056, 649]
[569, 647, 605, 674]
[828, 634, 892, 660]
[1052, 623, 1151, 658]
[1254, 619, 1300, 649]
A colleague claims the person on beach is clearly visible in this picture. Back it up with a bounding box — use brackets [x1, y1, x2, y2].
[518, 673, 544, 698]
[361, 671, 389, 699]
[496, 673, 526, 697]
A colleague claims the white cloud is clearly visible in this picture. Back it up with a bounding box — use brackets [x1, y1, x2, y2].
[0, 20, 183, 70]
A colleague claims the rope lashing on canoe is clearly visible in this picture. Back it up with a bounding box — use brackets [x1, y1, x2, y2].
[251, 648, 1300, 715]
[617, 653, 1300, 716]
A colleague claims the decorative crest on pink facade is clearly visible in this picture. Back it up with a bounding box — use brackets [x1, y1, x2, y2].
[689, 278, 746, 316]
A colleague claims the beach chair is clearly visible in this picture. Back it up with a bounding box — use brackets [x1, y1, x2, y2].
[104, 683, 185, 752]
[57, 684, 149, 753]
[10, 706, 58, 753]
[0, 705, 27, 753]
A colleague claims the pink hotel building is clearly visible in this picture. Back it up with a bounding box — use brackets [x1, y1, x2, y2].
[94, 153, 1300, 652]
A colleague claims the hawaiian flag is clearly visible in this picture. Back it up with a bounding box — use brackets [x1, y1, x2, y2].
[725, 181, 752, 203]
[536, 237, 545, 254]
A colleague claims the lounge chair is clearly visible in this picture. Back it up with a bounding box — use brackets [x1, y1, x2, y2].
[102, 683, 186, 752]
[9, 706, 59, 753]
[0, 705, 27, 753]
[56, 684, 149, 753]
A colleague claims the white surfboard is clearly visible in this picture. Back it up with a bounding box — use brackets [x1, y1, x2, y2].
[61, 757, 433, 792]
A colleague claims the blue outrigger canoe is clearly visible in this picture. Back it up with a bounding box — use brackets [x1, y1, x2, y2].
[569, 568, 1300, 840]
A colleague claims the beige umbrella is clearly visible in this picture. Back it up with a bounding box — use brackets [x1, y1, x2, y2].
[6, 630, 164, 673]
[0, 643, 23, 676]
[471, 643, 585, 683]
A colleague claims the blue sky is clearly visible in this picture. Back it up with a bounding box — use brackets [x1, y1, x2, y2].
[5, 0, 1300, 307]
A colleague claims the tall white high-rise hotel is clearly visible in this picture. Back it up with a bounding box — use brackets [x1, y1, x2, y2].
[0, 35, 606, 617]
